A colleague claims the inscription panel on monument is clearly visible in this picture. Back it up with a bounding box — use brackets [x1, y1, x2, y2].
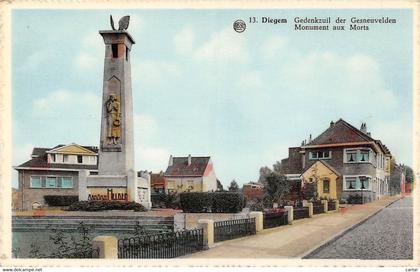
[87, 187, 128, 201]
[102, 76, 122, 152]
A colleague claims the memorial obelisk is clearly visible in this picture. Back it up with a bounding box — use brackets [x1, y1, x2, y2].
[79, 16, 150, 208]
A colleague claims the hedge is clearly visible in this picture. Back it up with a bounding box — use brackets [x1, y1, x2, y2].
[66, 201, 146, 212]
[180, 192, 244, 213]
[44, 195, 79, 206]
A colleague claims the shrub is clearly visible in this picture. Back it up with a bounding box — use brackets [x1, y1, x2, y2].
[151, 192, 180, 209]
[212, 192, 244, 213]
[180, 192, 244, 213]
[66, 201, 146, 212]
[44, 195, 79, 206]
[180, 192, 212, 213]
[346, 194, 363, 204]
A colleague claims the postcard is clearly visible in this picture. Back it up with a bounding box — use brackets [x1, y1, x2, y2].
[0, 0, 418, 269]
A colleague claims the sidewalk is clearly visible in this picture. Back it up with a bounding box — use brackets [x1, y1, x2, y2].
[186, 195, 401, 259]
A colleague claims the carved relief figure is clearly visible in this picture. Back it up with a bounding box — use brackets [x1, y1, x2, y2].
[105, 94, 121, 145]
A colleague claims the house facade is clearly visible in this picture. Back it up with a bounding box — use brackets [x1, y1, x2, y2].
[242, 182, 264, 201]
[164, 155, 218, 193]
[280, 119, 392, 203]
[14, 144, 99, 210]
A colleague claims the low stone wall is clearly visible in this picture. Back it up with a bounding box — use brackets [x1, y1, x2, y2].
[174, 211, 250, 231]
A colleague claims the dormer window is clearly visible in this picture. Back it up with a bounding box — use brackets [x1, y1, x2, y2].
[309, 151, 331, 160]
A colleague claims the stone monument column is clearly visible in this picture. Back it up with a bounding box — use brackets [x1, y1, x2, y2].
[79, 16, 150, 205]
[98, 29, 135, 176]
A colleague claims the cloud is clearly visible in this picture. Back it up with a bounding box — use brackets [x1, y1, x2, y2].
[236, 70, 263, 90]
[133, 60, 181, 85]
[370, 119, 412, 165]
[134, 113, 158, 142]
[32, 89, 100, 118]
[18, 50, 50, 72]
[193, 27, 248, 63]
[174, 27, 195, 55]
[136, 146, 170, 173]
[261, 36, 289, 59]
[73, 32, 103, 71]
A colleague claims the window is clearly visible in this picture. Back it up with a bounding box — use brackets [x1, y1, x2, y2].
[50, 154, 56, 162]
[30, 176, 42, 188]
[309, 151, 331, 160]
[345, 177, 356, 190]
[359, 150, 369, 162]
[360, 177, 369, 190]
[344, 176, 371, 190]
[112, 44, 118, 58]
[61, 177, 73, 188]
[323, 179, 330, 193]
[346, 150, 357, 162]
[345, 148, 374, 163]
[77, 155, 83, 164]
[45, 177, 57, 188]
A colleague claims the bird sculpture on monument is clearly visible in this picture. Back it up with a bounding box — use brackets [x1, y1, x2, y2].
[110, 15, 130, 31]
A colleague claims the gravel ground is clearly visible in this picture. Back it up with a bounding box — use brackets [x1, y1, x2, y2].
[307, 196, 413, 259]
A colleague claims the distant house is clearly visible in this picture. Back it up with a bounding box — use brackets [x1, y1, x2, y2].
[164, 155, 218, 193]
[150, 171, 167, 194]
[242, 182, 264, 200]
[14, 143, 98, 210]
[280, 119, 392, 203]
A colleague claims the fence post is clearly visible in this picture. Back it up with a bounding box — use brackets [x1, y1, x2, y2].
[249, 211, 263, 232]
[321, 200, 328, 213]
[304, 202, 313, 218]
[284, 206, 294, 224]
[334, 200, 340, 212]
[92, 235, 118, 259]
[198, 219, 214, 249]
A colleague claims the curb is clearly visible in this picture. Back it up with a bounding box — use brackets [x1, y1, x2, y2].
[301, 196, 402, 259]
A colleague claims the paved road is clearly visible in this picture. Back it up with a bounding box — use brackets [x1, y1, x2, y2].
[307, 196, 413, 259]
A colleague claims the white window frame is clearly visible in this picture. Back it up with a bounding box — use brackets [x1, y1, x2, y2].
[343, 175, 372, 191]
[61, 177, 74, 189]
[309, 151, 332, 160]
[45, 176, 57, 188]
[343, 148, 374, 164]
[30, 176, 42, 188]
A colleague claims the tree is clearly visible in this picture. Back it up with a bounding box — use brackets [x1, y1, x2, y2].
[272, 161, 283, 174]
[303, 182, 317, 201]
[216, 179, 224, 191]
[228, 180, 240, 191]
[263, 172, 293, 205]
[258, 166, 272, 185]
[404, 165, 414, 183]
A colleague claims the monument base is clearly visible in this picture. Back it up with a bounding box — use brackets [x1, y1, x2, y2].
[78, 170, 151, 210]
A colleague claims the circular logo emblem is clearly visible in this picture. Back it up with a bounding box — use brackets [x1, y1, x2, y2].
[233, 20, 246, 33]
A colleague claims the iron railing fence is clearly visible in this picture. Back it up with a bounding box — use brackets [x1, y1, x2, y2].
[313, 204, 325, 214]
[328, 201, 336, 211]
[51, 247, 100, 259]
[214, 218, 256, 242]
[263, 211, 288, 229]
[118, 229, 204, 259]
[293, 207, 310, 220]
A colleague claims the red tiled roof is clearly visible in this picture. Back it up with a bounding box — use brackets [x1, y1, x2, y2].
[308, 119, 373, 146]
[164, 156, 210, 177]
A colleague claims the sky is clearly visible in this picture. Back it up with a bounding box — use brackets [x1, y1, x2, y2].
[12, 9, 413, 188]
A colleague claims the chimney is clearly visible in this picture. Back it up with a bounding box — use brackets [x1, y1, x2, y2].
[330, 121, 334, 127]
[360, 123, 367, 134]
[187, 154, 192, 166]
[309, 134, 312, 143]
[169, 155, 173, 166]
